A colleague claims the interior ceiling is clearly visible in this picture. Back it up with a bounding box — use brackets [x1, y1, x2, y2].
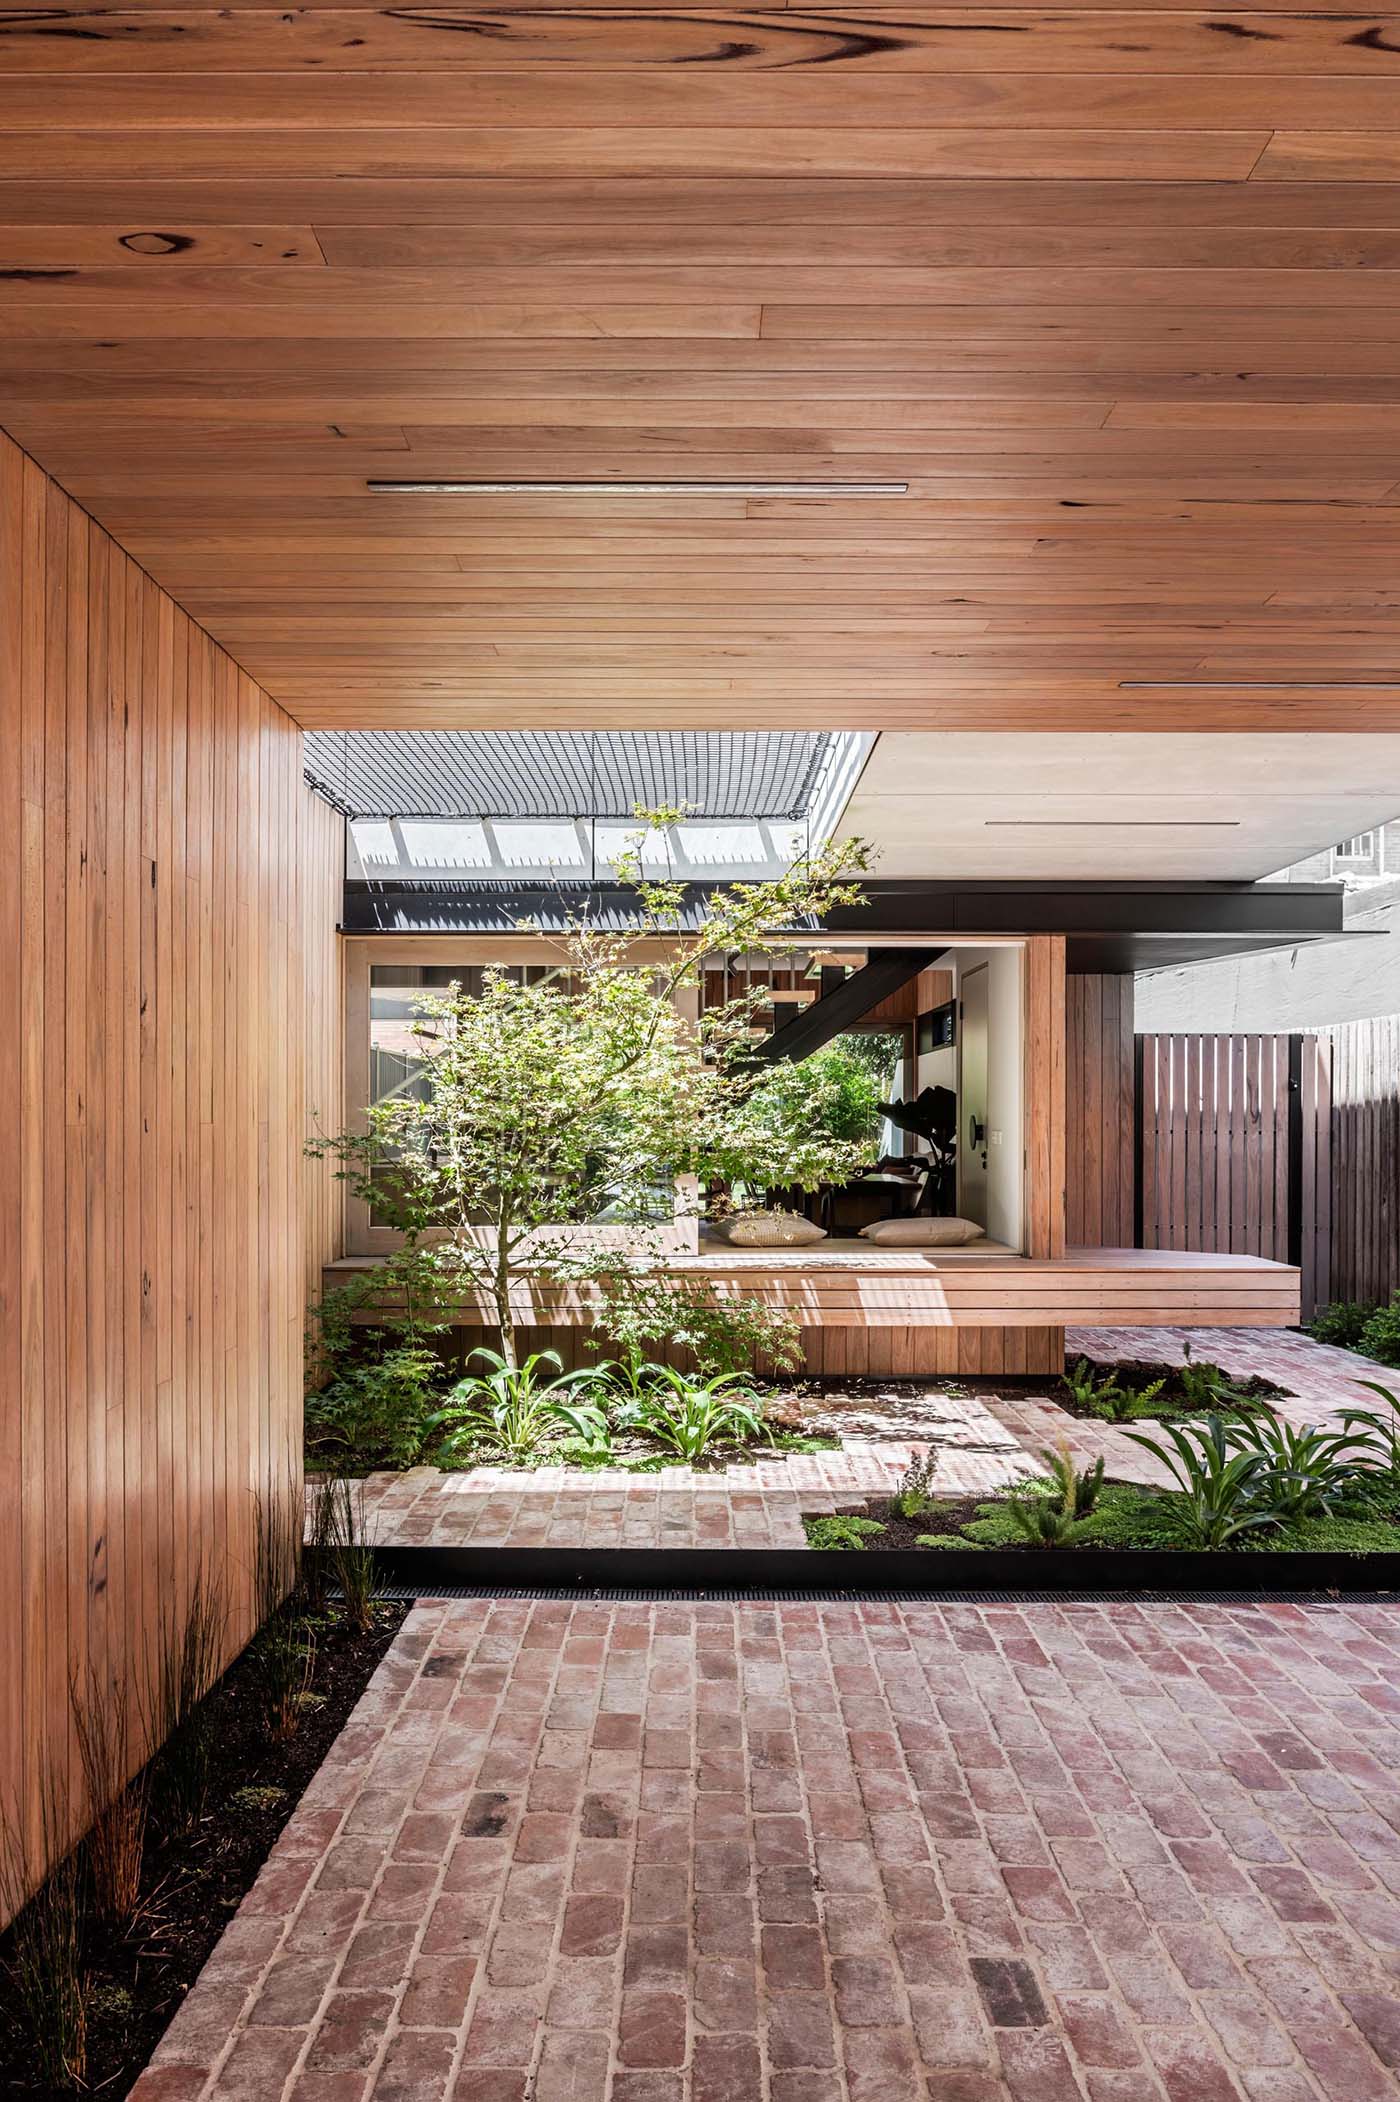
[841, 731, 1400, 878]
[3, 4, 1400, 735]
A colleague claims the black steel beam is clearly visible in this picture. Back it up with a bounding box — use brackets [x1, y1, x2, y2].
[340, 876, 1354, 974]
[748, 947, 940, 1064]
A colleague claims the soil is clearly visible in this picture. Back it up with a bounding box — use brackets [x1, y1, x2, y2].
[0, 1594, 409, 2101]
[433, 1426, 842, 1474]
[849, 1494, 991, 1551]
[817, 1493, 1128, 1553]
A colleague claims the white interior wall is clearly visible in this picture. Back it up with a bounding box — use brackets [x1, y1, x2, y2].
[915, 1045, 957, 1096]
[954, 947, 1025, 1250]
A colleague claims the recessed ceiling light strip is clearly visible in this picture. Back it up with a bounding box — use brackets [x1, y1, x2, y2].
[984, 820, 1241, 828]
[365, 478, 908, 497]
[1120, 679, 1400, 689]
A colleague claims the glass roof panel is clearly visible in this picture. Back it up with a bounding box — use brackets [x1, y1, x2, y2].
[305, 729, 837, 824]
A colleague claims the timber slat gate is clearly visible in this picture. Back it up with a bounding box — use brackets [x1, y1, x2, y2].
[1135, 1018, 1400, 1320]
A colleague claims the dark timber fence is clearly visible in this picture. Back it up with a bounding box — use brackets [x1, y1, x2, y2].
[1135, 1018, 1400, 1321]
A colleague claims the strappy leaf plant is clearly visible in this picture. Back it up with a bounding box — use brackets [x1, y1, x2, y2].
[1123, 1415, 1278, 1549]
[614, 1363, 766, 1462]
[442, 1347, 599, 1460]
[1339, 1381, 1400, 1483]
[1223, 1414, 1357, 1523]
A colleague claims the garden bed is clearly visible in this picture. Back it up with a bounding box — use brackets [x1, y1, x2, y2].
[805, 1481, 1400, 1561]
[429, 1425, 842, 1474]
[1053, 1353, 1289, 1423]
[0, 1591, 408, 2101]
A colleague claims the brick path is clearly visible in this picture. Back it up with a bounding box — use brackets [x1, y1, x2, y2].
[1046, 1325, 1400, 1488]
[132, 1594, 1400, 2101]
[346, 1398, 1029, 1552]
[979, 1395, 1172, 1491]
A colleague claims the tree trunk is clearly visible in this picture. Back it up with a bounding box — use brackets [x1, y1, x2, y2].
[493, 1233, 517, 1371]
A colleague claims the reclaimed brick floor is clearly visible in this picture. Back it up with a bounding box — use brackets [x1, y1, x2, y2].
[132, 1594, 1400, 2102]
[347, 1416, 1028, 1554]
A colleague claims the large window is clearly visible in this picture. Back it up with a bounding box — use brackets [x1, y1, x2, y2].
[1333, 833, 1379, 875]
[345, 941, 696, 1256]
[344, 936, 1031, 1257]
[369, 961, 569, 1113]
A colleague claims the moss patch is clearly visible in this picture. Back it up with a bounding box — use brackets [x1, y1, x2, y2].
[803, 1513, 886, 1551]
[961, 1480, 1180, 1550]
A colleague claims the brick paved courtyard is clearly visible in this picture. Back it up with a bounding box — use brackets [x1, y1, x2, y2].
[133, 1593, 1400, 2102]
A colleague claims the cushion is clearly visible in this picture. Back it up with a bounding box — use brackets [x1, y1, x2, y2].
[718, 1209, 827, 1248]
[859, 1216, 985, 1247]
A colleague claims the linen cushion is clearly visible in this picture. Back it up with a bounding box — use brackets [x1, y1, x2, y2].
[718, 1209, 827, 1247]
[859, 1216, 985, 1247]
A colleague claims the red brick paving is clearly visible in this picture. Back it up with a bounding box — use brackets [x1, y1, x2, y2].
[130, 1594, 1400, 2100]
[343, 1425, 1026, 1552]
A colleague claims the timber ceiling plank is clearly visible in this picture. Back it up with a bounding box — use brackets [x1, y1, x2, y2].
[0, 3, 1398, 730]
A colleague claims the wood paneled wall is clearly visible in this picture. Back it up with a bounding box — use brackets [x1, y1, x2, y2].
[1066, 973, 1136, 1248]
[0, 427, 343, 1899]
[302, 785, 346, 1304]
[1135, 1024, 1384, 1321]
[425, 1319, 1066, 1382]
[1023, 936, 1067, 1262]
[866, 962, 954, 1030]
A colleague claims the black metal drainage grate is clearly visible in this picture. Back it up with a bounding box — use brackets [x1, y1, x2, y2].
[368, 1581, 1379, 1607]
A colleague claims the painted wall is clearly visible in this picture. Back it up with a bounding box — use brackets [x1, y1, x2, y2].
[0, 429, 345, 1905]
[955, 947, 1025, 1249]
[914, 1044, 957, 1096]
[1136, 896, 1400, 1033]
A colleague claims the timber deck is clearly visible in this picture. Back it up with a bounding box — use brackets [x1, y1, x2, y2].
[325, 1245, 1301, 1333]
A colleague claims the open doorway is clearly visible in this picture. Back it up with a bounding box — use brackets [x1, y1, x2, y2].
[959, 962, 989, 1230]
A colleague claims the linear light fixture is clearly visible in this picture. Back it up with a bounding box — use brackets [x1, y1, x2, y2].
[365, 477, 908, 497]
[984, 819, 1241, 827]
[1120, 679, 1400, 689]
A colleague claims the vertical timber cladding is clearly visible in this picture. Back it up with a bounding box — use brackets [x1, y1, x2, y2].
[1065, 973, 1136, 1249]
[1024, 936, 1068, 1262]
[0, 427, 344, 1904]
[1133, 1023, 1400, 1322]
[303, 785, 347, 1301]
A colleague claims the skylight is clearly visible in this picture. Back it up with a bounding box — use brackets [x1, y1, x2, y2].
[305, 730, 843, 824]
[310, 731, 874, 886]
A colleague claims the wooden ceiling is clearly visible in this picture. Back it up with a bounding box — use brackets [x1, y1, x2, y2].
[2, 2, 1400, 731]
